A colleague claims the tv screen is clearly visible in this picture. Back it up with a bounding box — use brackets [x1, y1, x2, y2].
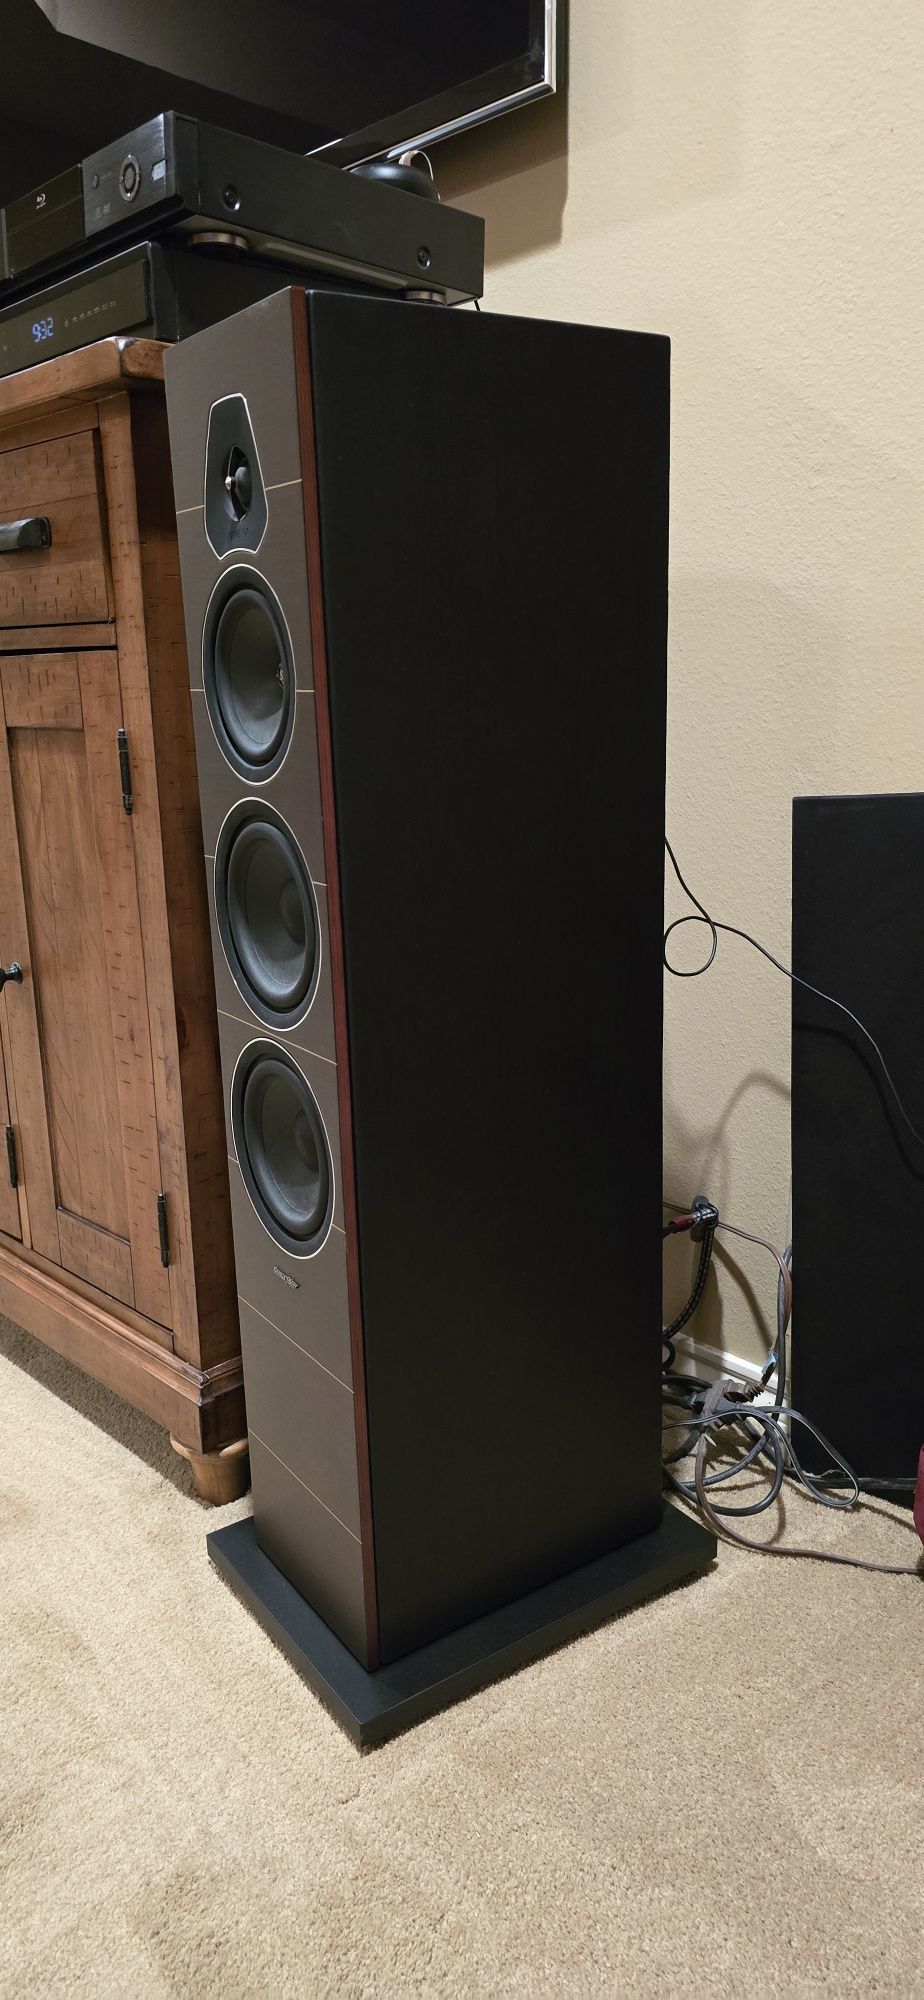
[0, 1, 557, 204]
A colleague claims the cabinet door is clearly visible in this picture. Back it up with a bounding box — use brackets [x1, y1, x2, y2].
[0, 1026, 21, 1241]
[0, 652, 172, 1329]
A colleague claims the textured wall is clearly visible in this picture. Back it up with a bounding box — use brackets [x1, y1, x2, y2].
[438, 0, 924, 1365]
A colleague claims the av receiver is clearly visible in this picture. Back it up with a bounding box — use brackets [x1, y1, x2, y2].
[0, 112, 483, 304]
[165, 288, 714, 1742]
[0, 240, 314, 380]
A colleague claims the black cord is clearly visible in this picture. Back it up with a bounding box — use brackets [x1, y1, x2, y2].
[664, 837, 924, 1155]
[662, 1201, 718, 1371]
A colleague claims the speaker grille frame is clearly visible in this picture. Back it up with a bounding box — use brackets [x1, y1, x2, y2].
[201, 564, 296, 782]
[214, 798, 321, 1031]
[230, 1039, 336, 1258]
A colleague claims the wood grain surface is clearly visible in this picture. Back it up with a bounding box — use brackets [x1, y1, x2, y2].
[0, 430, 111, 628]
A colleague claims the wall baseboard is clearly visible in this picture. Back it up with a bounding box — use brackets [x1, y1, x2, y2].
[670, 1333, 779, 1401]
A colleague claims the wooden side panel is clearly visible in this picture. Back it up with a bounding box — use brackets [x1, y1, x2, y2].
[0, 654, 82, 728]
[56, 1209, 134, 1309]
[0, 650, 171, 1326]
[12, 721, 129, 1239]
[80, 651, 173, 1328]
[0, 684, 60, 1262]
[0, 430, 110, 628]
[0, 1030, 22, 1241]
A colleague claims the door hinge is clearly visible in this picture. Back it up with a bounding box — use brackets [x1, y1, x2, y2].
[117, 727, 133, 815]
[156, 1191, 170, 1267]
[5, 1123, 17, 1190]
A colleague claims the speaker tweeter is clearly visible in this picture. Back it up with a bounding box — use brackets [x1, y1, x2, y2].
[204, 393, 268, 555]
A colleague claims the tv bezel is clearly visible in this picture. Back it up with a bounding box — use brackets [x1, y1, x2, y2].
[315, 0, 558, 165]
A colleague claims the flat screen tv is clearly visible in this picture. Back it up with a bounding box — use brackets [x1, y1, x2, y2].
[1, 2, 559, 204]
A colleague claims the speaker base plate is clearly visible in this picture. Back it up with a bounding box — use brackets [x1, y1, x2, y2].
[207, 1505, 716, 1749]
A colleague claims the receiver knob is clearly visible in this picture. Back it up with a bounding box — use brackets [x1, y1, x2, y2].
[118, 154, 141, 202]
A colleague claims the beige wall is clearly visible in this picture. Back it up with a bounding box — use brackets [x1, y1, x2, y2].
[437, 1, 924, 1368]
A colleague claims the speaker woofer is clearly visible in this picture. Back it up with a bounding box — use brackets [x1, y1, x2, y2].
[232, 1045, 333, 1255]
[203, 570, 294, 778]
[216, 803, 318, 1027]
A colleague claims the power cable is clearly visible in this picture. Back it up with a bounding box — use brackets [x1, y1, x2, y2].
[664, 837, 924, 1155]
[662, 1206, 920, 1573]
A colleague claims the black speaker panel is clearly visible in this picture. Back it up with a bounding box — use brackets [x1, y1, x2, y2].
[792, 793, 924, 1485]
[170, 297, 304, 517]
[239, 1298, 361, 1535]
[226, 1156, 354, 1386]
[166, 286, 670, 1672]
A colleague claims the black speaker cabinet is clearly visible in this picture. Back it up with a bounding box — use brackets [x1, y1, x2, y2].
[793, 794, 924, 1488]
[165, 287, 714, 1726]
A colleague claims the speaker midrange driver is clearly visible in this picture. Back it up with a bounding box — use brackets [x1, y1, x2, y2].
[215, 801, 318, 1028]
[203, 568, 294, 779]
[231, 1042, 333, 1256]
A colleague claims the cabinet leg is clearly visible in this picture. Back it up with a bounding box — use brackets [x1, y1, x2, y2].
[170, 1434, 250, 1504]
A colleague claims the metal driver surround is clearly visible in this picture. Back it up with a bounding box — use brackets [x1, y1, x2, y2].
[203, 570, 294, 779]
[232, 1045, 333, 1256]
[216, 803, 319, 1028]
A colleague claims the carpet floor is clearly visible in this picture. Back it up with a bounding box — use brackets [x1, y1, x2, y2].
[1, 1311, 921, 1999]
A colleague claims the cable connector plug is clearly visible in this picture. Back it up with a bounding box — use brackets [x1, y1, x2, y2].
[720, 1376, 758, 1405]
[663, 1212, 697, 1237]
[690, 1196, 720, 1242]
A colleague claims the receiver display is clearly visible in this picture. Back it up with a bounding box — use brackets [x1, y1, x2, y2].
[0, 255, 149, 374]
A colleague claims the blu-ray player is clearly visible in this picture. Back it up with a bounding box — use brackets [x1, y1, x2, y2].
[0, 111, 483, 305]
[0, 240, 323, 380]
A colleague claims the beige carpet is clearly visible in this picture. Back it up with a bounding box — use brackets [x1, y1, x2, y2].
[1, 1312, 921, 1999]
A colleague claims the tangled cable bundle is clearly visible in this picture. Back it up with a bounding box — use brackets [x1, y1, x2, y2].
[661, 1201, 920, 1576]
[661, 837, 921, 1577]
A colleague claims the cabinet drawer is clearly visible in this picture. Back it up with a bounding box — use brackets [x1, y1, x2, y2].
[0, 430, 111, 629]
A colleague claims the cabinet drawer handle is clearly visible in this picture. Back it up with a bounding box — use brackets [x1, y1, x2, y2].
[0, 516, 52, 553]
[0, 962, 23, 991]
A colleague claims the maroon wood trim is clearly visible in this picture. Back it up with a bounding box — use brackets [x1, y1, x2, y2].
[289, 288, 380, 1672]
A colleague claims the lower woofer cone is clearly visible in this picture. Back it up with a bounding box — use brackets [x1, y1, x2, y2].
[216, 805, 318, 1026]
[203, 571, 294, 778]
[233, 1047, 332, 1254]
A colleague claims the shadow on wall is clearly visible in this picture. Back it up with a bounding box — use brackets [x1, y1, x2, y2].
[662, 335, 921, 1361]
[663, 1070, 790, 1353]
[435, 77, 570, 269]
[433, 2, 747, 274]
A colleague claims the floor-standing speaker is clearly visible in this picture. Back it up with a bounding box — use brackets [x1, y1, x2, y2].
[165, 288, 714, 1741]
[792, 793, 924, 1487]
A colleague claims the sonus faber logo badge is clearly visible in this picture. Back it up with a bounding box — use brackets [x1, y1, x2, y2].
[273, 1266, 300, 1290]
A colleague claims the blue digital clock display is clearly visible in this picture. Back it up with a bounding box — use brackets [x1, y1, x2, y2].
[0, 255, 149, 375]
